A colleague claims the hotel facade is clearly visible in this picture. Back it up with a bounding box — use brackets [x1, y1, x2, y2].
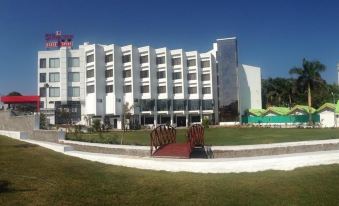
[37, 37, 261, 129]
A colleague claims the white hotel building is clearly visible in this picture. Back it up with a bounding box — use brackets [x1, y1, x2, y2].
[37, 37, 261, 128]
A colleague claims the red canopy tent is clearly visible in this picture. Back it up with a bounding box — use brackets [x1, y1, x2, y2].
[0, 96, 40, 112]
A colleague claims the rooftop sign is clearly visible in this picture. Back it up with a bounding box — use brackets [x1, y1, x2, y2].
[45, 31, 74, 48]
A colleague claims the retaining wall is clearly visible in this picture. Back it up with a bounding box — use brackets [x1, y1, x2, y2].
[29, 130, 65, 143]
[0, 130, 28, 140]
[0, 111, 39, 131]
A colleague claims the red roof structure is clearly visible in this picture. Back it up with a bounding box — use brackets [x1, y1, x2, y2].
[0, 96, 40, 112]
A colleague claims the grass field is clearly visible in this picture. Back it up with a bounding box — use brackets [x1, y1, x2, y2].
[66, 127, 339, 146]
[1, 135, 339, 205]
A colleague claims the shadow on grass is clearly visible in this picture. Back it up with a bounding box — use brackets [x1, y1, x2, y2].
[0, 180, 37, 194]
[13, 144, 38, 149]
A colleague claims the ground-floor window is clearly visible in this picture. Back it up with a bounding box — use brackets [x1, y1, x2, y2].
[55, 101, 81, 124]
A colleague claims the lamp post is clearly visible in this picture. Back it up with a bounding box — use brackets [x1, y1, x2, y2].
[44, 83, 49, 109]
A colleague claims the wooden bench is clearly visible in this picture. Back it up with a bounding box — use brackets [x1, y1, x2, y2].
[150, 124, 205, 158]
[150, 125, 192, 158]
[186, 124, 205, 148]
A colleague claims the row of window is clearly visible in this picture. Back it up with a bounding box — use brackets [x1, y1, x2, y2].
[139, 99, 214, 111]
[40, 87, 80, 97]
[40, 57, 80, 68]
[41, 84, 211, 96]
[40, 55, 210, 69]
[44, 87, 77, 97]
[86, 53, 211, 68]
[86, 85, 211, 95]
[157, 86, 211, 94]
[86, 68, 210, 81]
[40, 72, 80, 83]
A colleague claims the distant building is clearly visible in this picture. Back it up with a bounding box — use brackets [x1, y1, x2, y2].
[37, 37, 261, 128]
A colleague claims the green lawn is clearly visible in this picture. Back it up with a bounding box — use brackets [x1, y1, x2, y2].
[1, 135, 339, 205]
[66, 127, 339, 146]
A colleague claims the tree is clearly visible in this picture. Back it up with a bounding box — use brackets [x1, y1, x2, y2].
[262, 78, 295, 107]
[7, 91, 22, 96]
[39, 112, 47, 129]
[289, 58, 326, 124]
[120, 102, 133, 144]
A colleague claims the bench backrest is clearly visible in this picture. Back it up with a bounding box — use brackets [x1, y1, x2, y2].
[150, 125, 176, 155]
[187, 124, 204, 148]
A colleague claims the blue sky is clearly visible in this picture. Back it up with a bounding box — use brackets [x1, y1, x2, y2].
[1, 0, 339, 95]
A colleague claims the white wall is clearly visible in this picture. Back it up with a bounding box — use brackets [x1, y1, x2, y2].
[319, 109, 335, 127]
[238, 64, 262, 115]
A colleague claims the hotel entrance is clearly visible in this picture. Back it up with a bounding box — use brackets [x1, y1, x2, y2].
[176, 116, 186, 127]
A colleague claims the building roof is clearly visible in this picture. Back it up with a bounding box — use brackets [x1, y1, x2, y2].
[263, 107, 291, 116]
[289, 105, 316, 114]
[248, 109, 266, 116]
[317, 103, 336, 113]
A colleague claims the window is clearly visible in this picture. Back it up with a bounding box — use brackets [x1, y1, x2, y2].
[68, 57, 80, 67]
[157, 71, 166, 79]
[123, 70, 131, 78]
[173, 100, 186, 111]
[201, 73, 210, 81]
[187, 59, 196, 67]
[173, 86, 182, 94]
[87, 85, 95, 94]
[40, 87, 46, 97]
[49, 58, 60, 68]
[188, 87, 197, 94]
[140, 85, 149, 93]
[140, 55, 148, 64]
[172, 72, 182, 80]
[202, 100, 213, 110]
[49, 87, 60, 97]
[49, 72, 60, 82]
[40, 73, 46, 83]
[86, 54, 94, 63]
[187, 73, 196, 80]
[106, 85, 113, 93]
[105, 69, 113, 78]
[140, 99, 154, 111]
[40, 58, 46, 68]
[68, 72, 80, 82]
[123, 85, 132, 93]
[68, 87, 80, 97]
[87, 69, 94, 78]
[171, 57, 181, 66]
[157, 99, 168, 111]
[202, 87, 211, 94]
[201, 60, 210, 68]
[122, 54, 131, 63]
[140, 70, 149, 78]
[105, 54, 113, 63]
[157, 86, 166, 93]
[156, 56, 165, 65]
[188, 100, 200, 110]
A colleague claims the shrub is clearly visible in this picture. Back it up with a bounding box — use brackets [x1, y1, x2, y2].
[40, 113, 47, 130]
[202, 118, 210, 128]
[92, 119, 101, 132]
[74, 125, 82, 137]
[87, 127, 94, 133]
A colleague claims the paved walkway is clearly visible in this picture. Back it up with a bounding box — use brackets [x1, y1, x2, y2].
[11, 137, 339, 173]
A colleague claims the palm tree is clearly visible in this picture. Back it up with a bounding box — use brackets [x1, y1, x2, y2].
[289, 58, 326, 124]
